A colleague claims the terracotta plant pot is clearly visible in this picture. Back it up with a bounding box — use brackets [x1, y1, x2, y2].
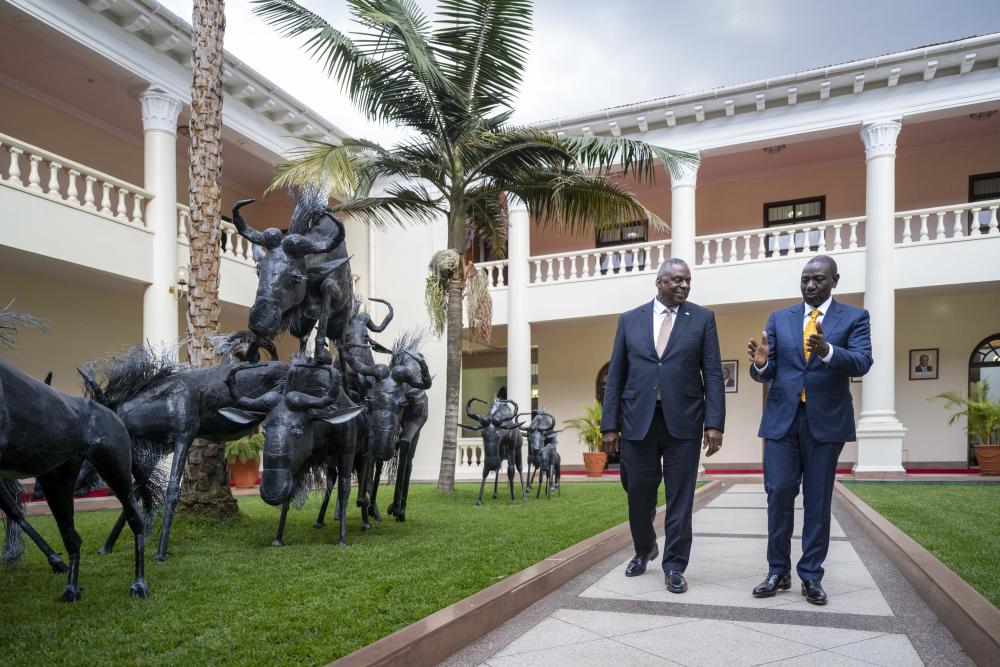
[229, 458, 260, 488]
[583, 451, 607, 477]
[975, 445, 1000, 476]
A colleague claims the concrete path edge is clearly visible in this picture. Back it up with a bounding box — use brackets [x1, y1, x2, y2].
[331, 480, 725, 667]
[834, 481, 1000, 666]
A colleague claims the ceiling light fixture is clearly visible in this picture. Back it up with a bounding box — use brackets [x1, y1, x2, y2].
[969, 110, 997, 121]
[763, 144, 786, 155]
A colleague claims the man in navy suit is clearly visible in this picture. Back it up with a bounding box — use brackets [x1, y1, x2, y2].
[747, 255, 872, 605]
[601, 258, 725, 594]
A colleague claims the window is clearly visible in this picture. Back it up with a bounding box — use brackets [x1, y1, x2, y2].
[968, 333, 1000, 464]
[969, 172, 1000, 234]
[763, 196, 826, 255]
[597, 220, 648, 274]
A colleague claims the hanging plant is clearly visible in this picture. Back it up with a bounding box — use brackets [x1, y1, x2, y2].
[465, 267, 493, 345]
[426, 249, 461, 337]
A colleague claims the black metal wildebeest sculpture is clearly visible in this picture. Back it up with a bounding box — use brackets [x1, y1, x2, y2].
[221, 360, 364, 546]
[525, 423, 562, 499]
[462, 398, 526, 505]
[78, 346, 288, 561]
[340, 331, 432, 525]
[342, 296, 393, 400]
[231, 187, 353, 365]
[0, 357, 155, 601]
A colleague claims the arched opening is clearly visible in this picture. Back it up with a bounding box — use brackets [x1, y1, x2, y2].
[968, 333, 1000, 465]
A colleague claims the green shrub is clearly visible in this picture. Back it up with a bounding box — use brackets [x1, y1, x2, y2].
[224, 433, 264, 464]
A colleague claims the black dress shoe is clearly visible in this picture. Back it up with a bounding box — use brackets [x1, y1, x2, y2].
[801, 580, 828, 606]
[752, 573, 792, 598]
[664, 570, 687, 594]
[624, 545, 659, 577]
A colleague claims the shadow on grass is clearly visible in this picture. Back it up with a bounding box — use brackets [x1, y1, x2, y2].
[1, 482, 628, 666]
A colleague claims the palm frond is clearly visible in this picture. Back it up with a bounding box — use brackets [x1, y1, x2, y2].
[498, 171, 663, 235]
[559, 134, 699, 183]
[433, 0, 532, 116]
[266, 138, 383, 196]
[332, 182, 444, 229]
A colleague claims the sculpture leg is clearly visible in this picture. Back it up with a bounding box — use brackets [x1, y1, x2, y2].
[0, 481, 68, 573]
[157, 434, 195, 562]
[337, 456, 352, 545]
[392, 437, 417, 522]
[555, 456, 562, 496]
[507, 462, 516, 504]
[96, 460, 150, 598]
[369, 460, 384, 522]
[273, 501, 290, 547]
[492, 469, 499, 499]
[536, 470, 543, 499]
[477, 470, 488, 506]
[515, 448, 526, 501]
[38, 465, 83, 602]
[356, 455, 372, 531]
[314, 476, 335, 529]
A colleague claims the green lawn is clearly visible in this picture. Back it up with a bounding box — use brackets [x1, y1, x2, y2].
[844, 482, 1000, 607]
[1, 482, 628, 665]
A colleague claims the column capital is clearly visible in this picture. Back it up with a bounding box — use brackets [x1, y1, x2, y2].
[670, 157, 700, 188]
[860, 119, 902, 161]
[138, 87, 184, 134]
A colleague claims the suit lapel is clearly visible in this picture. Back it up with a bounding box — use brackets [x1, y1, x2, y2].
[788, 305, 805, 366]
[662, 304, 693, 360]
[821, 299, 844, 338]
[641, 302, 657, 358]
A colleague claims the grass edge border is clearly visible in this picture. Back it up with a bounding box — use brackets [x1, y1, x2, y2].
[332, 479, 724, 666]
[835, 481, 1000, 666]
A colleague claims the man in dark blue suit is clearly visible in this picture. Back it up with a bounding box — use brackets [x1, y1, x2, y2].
[601, 259, 725, 594]
[747, 255, 872, 605]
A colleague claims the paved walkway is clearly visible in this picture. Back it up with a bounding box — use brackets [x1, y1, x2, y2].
[444, 482, 971, 666]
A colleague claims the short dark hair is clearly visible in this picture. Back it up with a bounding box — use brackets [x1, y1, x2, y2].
[657, 258, 689, 277]
[804, 254, 838, 275]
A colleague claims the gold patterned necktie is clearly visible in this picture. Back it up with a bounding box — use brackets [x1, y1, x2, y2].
[801, 308, 820, 402]
[656, 308, 674, 358]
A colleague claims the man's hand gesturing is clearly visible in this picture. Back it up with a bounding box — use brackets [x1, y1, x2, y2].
[602, 430, 620, 458]
[748, 331, 769, 368]
[806, 320, 831, 359]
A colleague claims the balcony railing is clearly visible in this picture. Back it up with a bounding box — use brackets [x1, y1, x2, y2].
[176, 203, 257, 267]
[473, 198, 1000, 288]
[895, 198, 1000, 245]
[695, 216, 865, 267]
[1, 131, 151, 229]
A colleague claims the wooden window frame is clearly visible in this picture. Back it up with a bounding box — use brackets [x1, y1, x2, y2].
[968, 172, 1000, 234]
[763, 195, 826, 256]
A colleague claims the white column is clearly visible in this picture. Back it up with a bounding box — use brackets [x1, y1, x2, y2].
[855, 120, 907, 478]
[139, 87, 183, 352]
[506, 196, 532, 418]
[670, 157, 700, 264]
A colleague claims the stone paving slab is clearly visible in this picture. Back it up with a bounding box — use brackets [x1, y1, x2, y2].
[444, 483, 971, 667]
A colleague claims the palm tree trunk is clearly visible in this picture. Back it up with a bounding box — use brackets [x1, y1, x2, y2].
[436, 272, 465, 492]
[178, 0, 237, 517]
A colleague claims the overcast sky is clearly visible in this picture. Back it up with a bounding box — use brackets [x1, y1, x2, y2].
[159, 0, 1000, 145]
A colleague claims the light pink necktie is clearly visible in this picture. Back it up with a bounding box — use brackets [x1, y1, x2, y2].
[656, 309, 673, 358]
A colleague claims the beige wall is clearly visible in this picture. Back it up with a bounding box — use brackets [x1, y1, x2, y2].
[0, 266, 142, 396]
[526, 138, 1000, 258]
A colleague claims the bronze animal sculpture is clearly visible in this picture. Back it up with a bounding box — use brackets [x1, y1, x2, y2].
[221, 360, 364, 546]
[462, 398, 526, 505]
[0, 357, 154, 601]
[232, 188, 352, 365]
[78, 346, 287, 561]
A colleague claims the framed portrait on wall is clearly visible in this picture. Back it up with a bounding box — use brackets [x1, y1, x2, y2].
[909, 348, 939, 380]
[721, 360, 738, 393]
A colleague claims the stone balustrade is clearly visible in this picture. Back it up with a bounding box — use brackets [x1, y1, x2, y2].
[895, 197, 1000, 245]
[1, 131, 151, 229]
[695, 216, 866, 267]
[176, 203, 257, 266]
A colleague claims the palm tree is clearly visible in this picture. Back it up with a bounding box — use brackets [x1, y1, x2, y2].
[178, 0, 238, 517]
[251, 0, 697, 492]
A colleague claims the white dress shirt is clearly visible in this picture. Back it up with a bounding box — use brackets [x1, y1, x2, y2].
[652, 297, 676, 344]
[755, 296, 834, 371]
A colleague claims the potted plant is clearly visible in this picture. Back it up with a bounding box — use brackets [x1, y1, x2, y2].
[932, 380, 1000, 475]
[224, 433, 264, 488]
[565, 401, 607, 477]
